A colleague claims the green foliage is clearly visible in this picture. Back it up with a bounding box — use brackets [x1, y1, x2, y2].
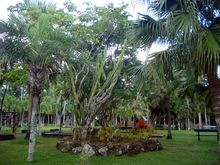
[4, 91, 28, 112]
[2, 64, 27, 86]
[96, 127, 113, 141]
[40, 84, 59, 114]
[113, 104, 133, 118]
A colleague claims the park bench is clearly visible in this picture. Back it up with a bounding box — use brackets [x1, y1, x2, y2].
[194, 127, 219, 141]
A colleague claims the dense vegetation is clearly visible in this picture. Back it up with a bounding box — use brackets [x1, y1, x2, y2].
[0, 0, 220, 163]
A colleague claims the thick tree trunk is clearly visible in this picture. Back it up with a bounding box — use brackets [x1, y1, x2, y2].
[27, 94, 39, 162]
[81, 102, 101, 143]
[208, 71, 220, 160]
[81, 111, 96, 143]
[81, 92, 114, 142]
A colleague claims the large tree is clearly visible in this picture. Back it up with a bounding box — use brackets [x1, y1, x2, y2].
[61, 3, 134, 142]
[136, 0, 220, 159]
[0, 0, 72, 162]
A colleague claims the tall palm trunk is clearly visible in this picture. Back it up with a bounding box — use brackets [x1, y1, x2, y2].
[27, 94, 39, 161]
[27, 65, 45, 162]
[208, 70, 220, 160]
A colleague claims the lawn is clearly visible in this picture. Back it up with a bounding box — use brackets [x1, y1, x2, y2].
[0, 130, 219, 165]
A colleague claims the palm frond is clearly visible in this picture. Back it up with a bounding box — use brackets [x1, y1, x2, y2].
[134, 14, 166, 47]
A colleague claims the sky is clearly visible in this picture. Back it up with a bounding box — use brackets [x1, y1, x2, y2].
[0, 0, 147, 20]
[0, 0, 167, 61]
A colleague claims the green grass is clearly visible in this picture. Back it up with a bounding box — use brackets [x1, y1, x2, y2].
[0, 130, 219, 165]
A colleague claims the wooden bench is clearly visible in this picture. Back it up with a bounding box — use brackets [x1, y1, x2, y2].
[194, 128, 219, 141]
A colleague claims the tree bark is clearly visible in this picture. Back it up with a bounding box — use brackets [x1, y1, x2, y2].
[27, 94, 39, 162]
[81, 109, 97, 143]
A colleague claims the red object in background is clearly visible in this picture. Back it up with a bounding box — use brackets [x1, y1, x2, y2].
[138, 118, 145, 128]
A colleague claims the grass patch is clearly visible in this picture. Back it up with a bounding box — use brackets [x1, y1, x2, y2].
[0, 130, 219, 165]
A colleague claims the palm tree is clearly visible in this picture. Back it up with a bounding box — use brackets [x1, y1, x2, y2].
[0, 0, 71, 162]
[136, 0, 220, 159]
